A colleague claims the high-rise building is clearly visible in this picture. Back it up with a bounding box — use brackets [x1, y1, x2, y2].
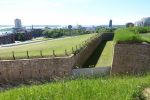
[135, 17, 150, 26]
[14, 18, 22, 28]
[109, 19, 112, 28]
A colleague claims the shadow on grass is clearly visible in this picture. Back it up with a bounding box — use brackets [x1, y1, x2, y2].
[83, 41, 107, 68]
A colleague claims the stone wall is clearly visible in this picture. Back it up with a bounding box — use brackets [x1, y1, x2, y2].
[74, 34, 103, 67]
[74, 33, 114, 67]
[111, 43, 150, 74]
[0, 33, 114, 83]
[0, 56, 74, 83]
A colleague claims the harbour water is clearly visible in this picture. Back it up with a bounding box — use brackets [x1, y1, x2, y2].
[0, 25, 62, 35]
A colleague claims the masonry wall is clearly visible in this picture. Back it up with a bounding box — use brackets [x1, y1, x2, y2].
[0, 33, 114, 83]
[0, 56, 74, 83]
[74, 34, 103, 67]
[111, 43, 150, 74]
[74, 33, 114, 67]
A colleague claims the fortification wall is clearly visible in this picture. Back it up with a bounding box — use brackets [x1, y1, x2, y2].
[111, 43, 150, 74]
[0, 33, 114, 83]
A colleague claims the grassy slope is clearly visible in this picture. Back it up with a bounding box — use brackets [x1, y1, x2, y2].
[95, 41, 114, 67]
[1, 75, 150, 100]
[141, 33, 150, 38]
[0, 34, 95, 59]
[141, 33, 150, 42]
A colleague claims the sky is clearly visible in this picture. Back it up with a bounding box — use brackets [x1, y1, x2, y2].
[0, 0, 150, 25]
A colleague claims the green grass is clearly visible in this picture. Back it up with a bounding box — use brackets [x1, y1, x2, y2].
[95, 41, 114, 67]
[141, 33, 150, 38]
[82, 41, 107, 68]
[114, 28, 150, 43]
[0, 34, 95, 59]
[1, 75, 150, 100]
[114, 28, 143, 43]
[140, 33, 150, 43]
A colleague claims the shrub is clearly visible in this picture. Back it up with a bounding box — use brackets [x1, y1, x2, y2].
[95, 27, 116, 33]
[42, 28, 92, 38]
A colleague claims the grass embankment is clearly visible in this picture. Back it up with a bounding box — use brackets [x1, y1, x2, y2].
[95, 41, 114, 67]
[140, 33, 150, 42]
[0, 34, 95, 59]
[95, 30, 150, 67]
[1, 75, 150, 100]
[140, 33, 150, 38]
[114, 28, 150, 43]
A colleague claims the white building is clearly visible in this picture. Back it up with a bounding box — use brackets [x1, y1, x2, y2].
[135, 17, 150, 26]
[14, 18, 22, 28]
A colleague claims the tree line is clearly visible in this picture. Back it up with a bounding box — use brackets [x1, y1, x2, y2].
[42, 28, 91, 38]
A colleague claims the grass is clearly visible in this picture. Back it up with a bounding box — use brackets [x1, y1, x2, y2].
[141, 33, 150, 38]
[140, 33, 150, 43]
[95, 41, 114, 67]
[114, 28, 143, 43]
[1, 75, 150, 100]
[82, 41, 107, 68]
[0, 34, 95, 60]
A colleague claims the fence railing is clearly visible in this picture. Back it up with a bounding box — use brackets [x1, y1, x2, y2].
[0, 33, 102, 60]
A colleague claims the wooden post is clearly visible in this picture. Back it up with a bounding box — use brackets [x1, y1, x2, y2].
[12, 51, 15, 60]
[27, 51, 29, 59]
[65, 49, 67, 55]
[53, 50, 55, 56]
[40, 50, 43, 57]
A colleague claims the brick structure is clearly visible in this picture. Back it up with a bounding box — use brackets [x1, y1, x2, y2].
[111, 43, 150, 74]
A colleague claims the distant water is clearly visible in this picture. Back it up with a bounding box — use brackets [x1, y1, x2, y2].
[0, 25, 62, 35]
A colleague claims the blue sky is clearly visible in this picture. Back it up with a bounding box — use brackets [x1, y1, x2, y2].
[0, 0, 150, 25]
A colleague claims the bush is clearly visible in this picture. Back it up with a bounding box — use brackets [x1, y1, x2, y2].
[15, 33, 25, 41]
[95, 27, 116, 33]
[42, 28, 92, 38]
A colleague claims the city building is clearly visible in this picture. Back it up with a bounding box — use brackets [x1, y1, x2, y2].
[14, 18, 22, 28]
[135, 17, 150, 26]
[109, 19, 112, 28]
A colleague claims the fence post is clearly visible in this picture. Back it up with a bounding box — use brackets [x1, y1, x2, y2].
[65, 49, 67, 55]
[12, 51, 15, 60]
[40, 50, 43, 57]
[27, 51, 29, 59]
[53, 50, 55, 56]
